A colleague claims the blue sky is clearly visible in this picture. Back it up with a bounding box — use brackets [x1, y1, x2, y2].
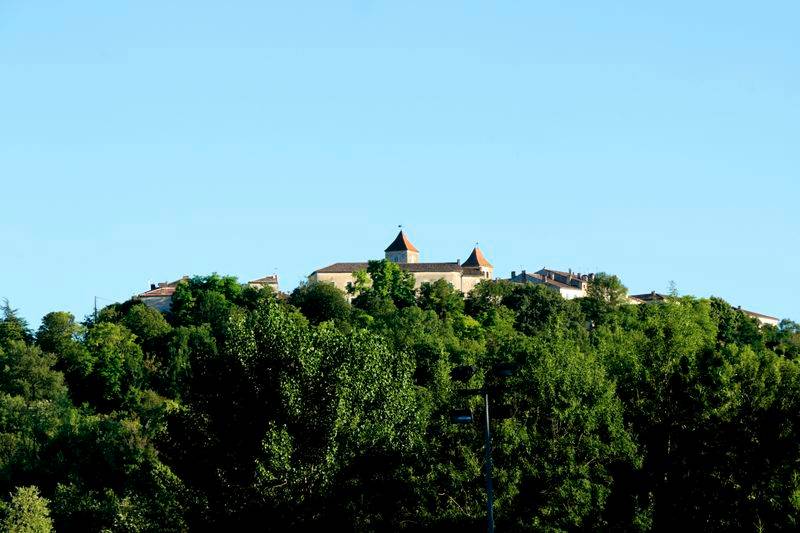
[1, 1, 798, 326]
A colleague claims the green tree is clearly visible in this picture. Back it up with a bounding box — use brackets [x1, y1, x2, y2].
[766, 319, 800, 359]
[36, 312, 85, 355]
[582, 272, 630, 324]
[351, 260, 417, 311]
[709, 296, 762, 348]
[0, 342, 67, 402]
[289, 282, 351, 325]
[417, 279, 464, 319]
[80, 323, 145, 406]
[464, 279, 515, 317]
[1, 486, 53, 533]
[122, 304, 171, 345]
[587, 272, 628, 306]
[0, 301, 32, 348]
[170, 297, 426, 529]
[156, 325, 214, 399]
[250, 316, 425, 529]
[4, 269, 800, 531]
[499, 334, 639, 530]
[170, 275, 243, 329]
[36, 312, 91, 394]
[502, 282, 583, 336]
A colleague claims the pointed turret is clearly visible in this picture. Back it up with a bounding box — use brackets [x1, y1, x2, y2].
[462, 247, 492, 268]
[385, 230, 420, 263]
[461, 246, 493, 282]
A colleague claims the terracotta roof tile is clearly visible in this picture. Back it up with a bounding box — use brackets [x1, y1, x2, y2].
[135, 276, 188, 298]
[462, 247, 492, 268]
[137, 286, 177, 298]
[384, 231, 419, 253]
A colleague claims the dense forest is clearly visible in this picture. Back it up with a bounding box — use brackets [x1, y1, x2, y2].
[1, 259, 799, 531]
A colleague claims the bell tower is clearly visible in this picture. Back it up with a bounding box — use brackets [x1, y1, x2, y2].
[384, 229, 420, 264]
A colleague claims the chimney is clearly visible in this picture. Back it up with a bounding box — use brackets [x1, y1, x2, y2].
[521, 269, 526, 277]
[511, 270, 516, 278]
[150, 283, 156, 290]
[457, 259, 460, 265]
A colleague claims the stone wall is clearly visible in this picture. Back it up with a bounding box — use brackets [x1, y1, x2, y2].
[308, 272, 358, 292]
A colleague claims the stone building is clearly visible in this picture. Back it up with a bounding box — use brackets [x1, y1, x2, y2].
[740, 308, 781, 327]
[508, 268, 592, 300]
[248, 275, 279, 292]
[135, 278, 186, 312]
[136, 274, 279, 312]
[308, 230, 493, 294]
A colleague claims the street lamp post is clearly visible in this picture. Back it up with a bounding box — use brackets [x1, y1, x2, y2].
[450, 363, 517, 533]
[482, 388, 495, 533]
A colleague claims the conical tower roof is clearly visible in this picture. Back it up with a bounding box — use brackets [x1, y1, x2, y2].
[385, 230, 419, 253]
[462, 247, 492, 268]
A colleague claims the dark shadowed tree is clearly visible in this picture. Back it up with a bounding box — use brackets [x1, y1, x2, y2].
[417, 279, 464, 319]
[0, 342, 67, 402]
[464, 279, 515, 317]
[289, 281, 351, 325]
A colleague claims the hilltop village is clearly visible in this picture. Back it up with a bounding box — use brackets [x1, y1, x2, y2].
[136, 230, 780, 327]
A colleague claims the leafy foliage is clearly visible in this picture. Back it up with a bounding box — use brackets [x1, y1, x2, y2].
[0, 300, 33, 348]
[0, 272, 798, 531]
[351, 259, 417, 311]
[288, 281, 351, 325]
[1, 485, 53, 533]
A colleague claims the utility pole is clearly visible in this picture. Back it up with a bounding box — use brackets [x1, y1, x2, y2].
[93, 295, 115, 322]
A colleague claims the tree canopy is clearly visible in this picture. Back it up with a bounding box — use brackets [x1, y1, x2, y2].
[0, 273, 798, 531]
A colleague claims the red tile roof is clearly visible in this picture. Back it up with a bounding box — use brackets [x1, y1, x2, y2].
[384, 231, 419, 253]
[137, 286, 177, 298]
[136, 277, 187, 298]
[462, 247, 492, 268]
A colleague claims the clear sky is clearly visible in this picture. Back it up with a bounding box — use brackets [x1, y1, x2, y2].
[1, 1, 798, 326]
